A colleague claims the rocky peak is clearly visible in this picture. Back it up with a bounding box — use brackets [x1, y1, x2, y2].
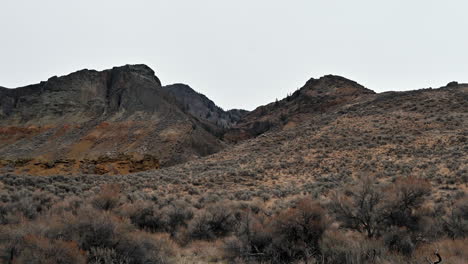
[0, 64, 171, 125]
[301, 75, 375, 97]
[110, 64, 161, 86]
[224, 75, 376, 142]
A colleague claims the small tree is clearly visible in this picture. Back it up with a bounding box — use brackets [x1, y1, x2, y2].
[330, 177, 386, 238]
[330, 177, 431, 238]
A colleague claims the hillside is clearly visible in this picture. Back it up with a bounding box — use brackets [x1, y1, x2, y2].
[224, 75, 375, 142]
[145, 79, 467, 199]
[0, 65, 224, 175]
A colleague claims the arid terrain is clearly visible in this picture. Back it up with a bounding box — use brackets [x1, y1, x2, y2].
[0, 65, 466, 264]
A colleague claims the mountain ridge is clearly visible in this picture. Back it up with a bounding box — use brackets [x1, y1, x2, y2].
[1, 64, 466, 176]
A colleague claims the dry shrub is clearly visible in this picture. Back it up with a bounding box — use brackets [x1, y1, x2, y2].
[49, 196, 84, 215]
[88, 247, 131, 264]
[225, 198, 327, 264]
[91, 184, 122, 211]
[183, 239, 225, 263]
[160, 200, 194, 235]
[0, 224, 29, 263]
[224, 212, 272, 260]
[0, 226, 86, 264]
[442, 196, 468, 239]
[320, 230, 389, 264]
[113, 232, 174, 264]
[268, 198, 327, 262]
[382, 228, 415, 256]
[12, 235, 86, 264]
[187, 203, 237, 241]
[121, 200, 193, 236]
[0, 206, 173, 264]
[384, 177, 431, 231]
[120, 201, 165, 232]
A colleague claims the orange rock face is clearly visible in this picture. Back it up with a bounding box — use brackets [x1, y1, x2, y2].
[0, 154, 160, 176]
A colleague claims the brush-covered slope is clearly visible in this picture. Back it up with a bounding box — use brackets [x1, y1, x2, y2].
[140, 80, 467, 200]
[0, 65, 224, 175]
[7, 78, 466, 203]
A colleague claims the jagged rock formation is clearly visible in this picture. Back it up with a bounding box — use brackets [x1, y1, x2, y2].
[0, 65, 224, 174]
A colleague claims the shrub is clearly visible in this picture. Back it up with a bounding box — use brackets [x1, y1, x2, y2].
[88, 247, 131, 264]
[11, 235, 86, 264]
[225, 198, 327, 264]
[383, 228, 415, 256]
[187, 203, 237, 240]
[161, 200, 194, 235]
[91, 184, 122, 211]
[0, 206, 173, 264]
[0, 226, 86, 264]
[442, 197, 468, 239]
[224, 211, 272, 261]
[122, 201, 165, 232]
[267, 198, 327, 263]
[320, 230, 390, 264]
[384, 177, 431, 230]
[113, 232, 173, 264]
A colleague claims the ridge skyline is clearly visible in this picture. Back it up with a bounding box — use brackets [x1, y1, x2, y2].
[1, 63, 464, 112]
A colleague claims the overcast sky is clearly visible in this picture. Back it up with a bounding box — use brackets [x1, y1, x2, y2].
[1, 0, 467, 110]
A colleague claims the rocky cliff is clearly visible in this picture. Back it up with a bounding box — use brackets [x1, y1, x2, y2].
[0, 65, 224, 175]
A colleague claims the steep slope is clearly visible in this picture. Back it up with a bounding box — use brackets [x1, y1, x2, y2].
[163, 83, 248, 136]
[0, 65, 224, 175]
[224, 75, 375, 142]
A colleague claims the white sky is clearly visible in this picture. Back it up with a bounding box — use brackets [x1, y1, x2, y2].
[1, 0, 467, 110]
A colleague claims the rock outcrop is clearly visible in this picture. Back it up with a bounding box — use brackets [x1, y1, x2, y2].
[0, 65, 224, 174]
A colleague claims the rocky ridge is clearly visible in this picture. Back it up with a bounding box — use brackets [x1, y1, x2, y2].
[224, 75, 375, 142]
